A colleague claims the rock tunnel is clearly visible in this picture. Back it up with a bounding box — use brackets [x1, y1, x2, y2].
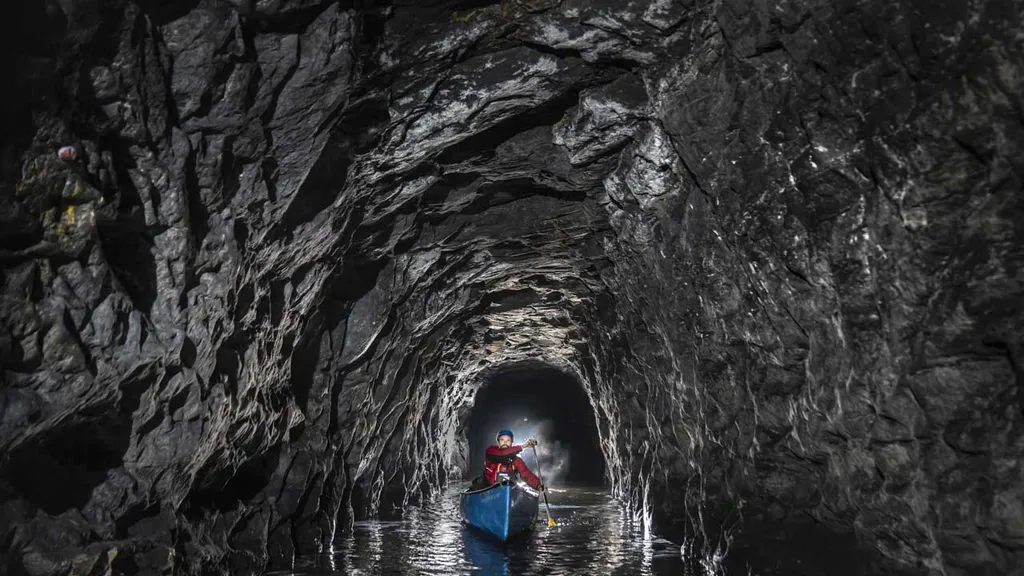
[461, 361, 606, 486]
[1, 0, 1022, 575]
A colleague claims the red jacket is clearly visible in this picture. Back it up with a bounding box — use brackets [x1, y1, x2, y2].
[483, 445, 541, 489]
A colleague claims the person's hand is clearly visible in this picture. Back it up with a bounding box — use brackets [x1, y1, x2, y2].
[524, 438, 537, 448]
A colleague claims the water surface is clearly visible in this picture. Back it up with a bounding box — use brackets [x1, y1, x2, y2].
[271, 484, 706, 575]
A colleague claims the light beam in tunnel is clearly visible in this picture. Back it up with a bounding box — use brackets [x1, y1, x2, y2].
[461, 362, 606, 486]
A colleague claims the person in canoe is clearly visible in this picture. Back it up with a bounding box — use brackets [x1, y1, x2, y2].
[480, 429, 544, 491]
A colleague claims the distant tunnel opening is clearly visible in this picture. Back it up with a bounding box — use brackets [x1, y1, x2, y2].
[463, 364, 606, 485]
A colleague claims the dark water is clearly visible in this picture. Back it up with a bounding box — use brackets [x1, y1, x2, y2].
[269, 484, 709, 576]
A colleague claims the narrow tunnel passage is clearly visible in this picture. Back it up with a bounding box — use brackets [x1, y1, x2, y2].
[463, 364, 606, 486]
[4, 0, 1022, 574]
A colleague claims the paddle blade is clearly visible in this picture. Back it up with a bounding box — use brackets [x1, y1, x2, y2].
[547, 517, 556, 527]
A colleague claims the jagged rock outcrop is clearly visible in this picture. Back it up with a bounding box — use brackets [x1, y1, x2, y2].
[2, 0, 1021, 575]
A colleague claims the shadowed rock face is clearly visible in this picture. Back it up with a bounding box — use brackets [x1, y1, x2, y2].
[1, 0, 1022, 574]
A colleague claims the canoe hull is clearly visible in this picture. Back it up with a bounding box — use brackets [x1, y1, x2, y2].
[460, 480, 539, 541]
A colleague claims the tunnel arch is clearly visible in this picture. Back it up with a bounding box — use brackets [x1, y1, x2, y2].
[455, 359, 608, 486]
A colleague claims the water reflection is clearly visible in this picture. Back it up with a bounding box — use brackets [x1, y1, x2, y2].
[269, 484, 704, 576]
[463, 533, 512, 575]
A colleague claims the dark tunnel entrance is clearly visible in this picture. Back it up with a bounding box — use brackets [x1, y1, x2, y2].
[463, 365, 606, 485]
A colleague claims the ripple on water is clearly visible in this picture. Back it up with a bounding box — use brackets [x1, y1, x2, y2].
[268, 484, 710, 576]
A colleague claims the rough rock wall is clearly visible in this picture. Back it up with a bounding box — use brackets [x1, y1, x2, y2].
[584, 2, 1024, 574]
[3, 1, 364, 572]
[1, 0, 1022, 575]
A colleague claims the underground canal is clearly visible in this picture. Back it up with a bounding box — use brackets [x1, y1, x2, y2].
[2, 1, 1023, 575]
[462, 363, 606, 487]
[270, 362, 698, 575]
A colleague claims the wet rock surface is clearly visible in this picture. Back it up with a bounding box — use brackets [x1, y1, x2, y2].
[1, 0, 1022, 575]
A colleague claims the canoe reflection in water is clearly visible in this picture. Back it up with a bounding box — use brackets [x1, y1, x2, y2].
[269, 484, 696, 576]
[462, 529, 515, 575]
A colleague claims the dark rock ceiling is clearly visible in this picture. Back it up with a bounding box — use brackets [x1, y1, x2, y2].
[1, 0, 1022, 575]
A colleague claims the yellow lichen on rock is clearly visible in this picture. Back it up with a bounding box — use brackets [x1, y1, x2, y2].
[450, 9, 475, 23]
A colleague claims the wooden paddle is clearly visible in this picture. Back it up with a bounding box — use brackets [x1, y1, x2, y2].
[531, 444, 557, 527]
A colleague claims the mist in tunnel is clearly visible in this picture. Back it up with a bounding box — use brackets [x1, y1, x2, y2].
[463, 366, 605, 486]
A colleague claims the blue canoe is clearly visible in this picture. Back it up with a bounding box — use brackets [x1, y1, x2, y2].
[460, 478, 540, 541]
